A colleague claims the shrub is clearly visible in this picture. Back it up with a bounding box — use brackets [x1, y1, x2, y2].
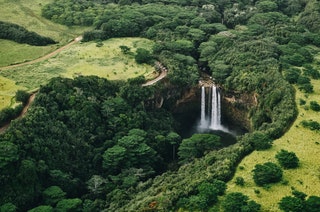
[300, 120, 320, 131]
[246, 131, 273, 150]
[42, 186, 66, 206]
[15, 90, 30, 105]
[222, 192, 261, 212]
[284, 68, 301, 84]
[299, 99, 306, 105]
[0, 203, 17, 212]
[276, 149, 299, 169]
[305, 196, 320, 212]
[252, 162, 283, 186]
[135, 48, 153, 64]
[235, 177, 245, 186]
[278, 196, 305, 212]
[310, 101, 320, 112]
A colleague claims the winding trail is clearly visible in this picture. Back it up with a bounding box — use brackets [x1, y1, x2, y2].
[142, 69, 167, 86]
[0, 93, 36, 134]
[0, 36, 83, 70]
[142, 62, 168, 86]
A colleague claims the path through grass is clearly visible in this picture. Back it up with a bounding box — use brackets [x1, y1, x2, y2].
[226, 81, 320, 211]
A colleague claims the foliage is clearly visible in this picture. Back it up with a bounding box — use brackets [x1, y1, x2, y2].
[178, 133, 221, 164]
[275, 149, 299, 169]
[279, 196, 305, 212]
[0, 21, 56, 46]
[309, 101, 320, 112]
[178, 181, 226, 211]
[305, 196, 320, 212]
[252, 162, 283, 186]
[42, 186, 66, 206]
[300, 120, 320, 131]
[15, 90, 30, 106]
[222, 192, 261, 212]
[0, 76, 177, 210]
[0, 105, 23, 127]
[235, 177, 245, 186]
[28, 205, 53, 212]
[279, 189, 320, 212]
[55, 198, 82, 212]
[246, 131, 273, 150]
[283, 68, 301, 84]
[135, 48, 153, 64]
[0, 203, 17, 212]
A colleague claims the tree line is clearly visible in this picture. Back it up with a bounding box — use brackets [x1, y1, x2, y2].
[0, 21, 56, 46]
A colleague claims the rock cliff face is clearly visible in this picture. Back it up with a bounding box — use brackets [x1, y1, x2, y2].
[172, 85, 257, 132]
[222, 90, 257, 131]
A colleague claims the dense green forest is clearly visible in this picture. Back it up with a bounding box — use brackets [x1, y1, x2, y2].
[1, 0, 320, 211]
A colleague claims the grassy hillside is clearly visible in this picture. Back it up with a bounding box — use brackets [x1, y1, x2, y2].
[0, 0, 89, 67]
[226, 79, 320, 211]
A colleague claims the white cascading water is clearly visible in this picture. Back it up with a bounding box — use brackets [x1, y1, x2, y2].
[199, 85, 223, 130]
[210, 85, 221, 130]
[200, 86, 206, 127]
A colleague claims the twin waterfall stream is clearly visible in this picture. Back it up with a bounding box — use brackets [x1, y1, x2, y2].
[199, 85, 224, 131]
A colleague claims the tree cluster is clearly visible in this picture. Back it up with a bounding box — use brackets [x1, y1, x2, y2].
[279, 190, 320, 212]
[0, 21, 56, 46]
[0, 76, 179, 211]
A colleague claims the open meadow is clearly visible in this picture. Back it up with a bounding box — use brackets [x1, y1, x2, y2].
[226, 79, 320, 211]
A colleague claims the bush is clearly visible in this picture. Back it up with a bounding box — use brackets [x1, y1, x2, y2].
[28, 205, 53, 212]
[283, 68, 301, 84]
[310, 101, 320, 112]
[275, 149, 299, 169]
[15, 90, 30, 106]
[55, 198, 82, 211]
[235, 177, 245, 186]
[246, 131, 273, 150]
[252, 162, 283, 186]
[0, 203, 17, 212]
[278, 196, 305, 212]
[301, 120, 320, 131]
[305, 196, 320, 212]
[135, 48, 153, 64]
[222, 192, 261, 212]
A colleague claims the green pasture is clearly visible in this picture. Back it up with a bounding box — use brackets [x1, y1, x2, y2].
[0, 37, 156, 109]
[227, 80, 320, 211]
[57, 38, 155, 80]
[0, 0, 89, 66]
[0, 39, 58, 67]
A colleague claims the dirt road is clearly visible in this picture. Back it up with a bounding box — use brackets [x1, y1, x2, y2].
[0, 36, 83, 70]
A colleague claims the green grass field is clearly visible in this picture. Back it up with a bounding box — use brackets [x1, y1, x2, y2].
[226, 81, 320, 211]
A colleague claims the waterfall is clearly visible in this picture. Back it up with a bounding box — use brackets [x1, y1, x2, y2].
[199, 85, 222, 130]
[210, 86, 221, 130]
[200, 86, 206, 127]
